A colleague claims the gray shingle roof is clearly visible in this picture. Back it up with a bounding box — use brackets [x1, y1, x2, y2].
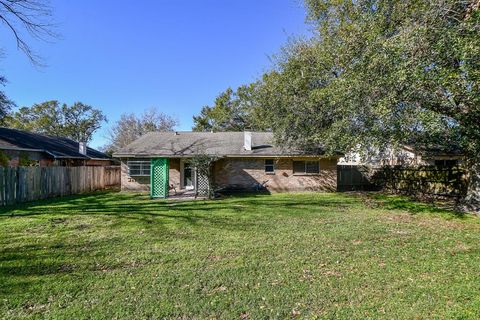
[113, 131, 328, 158]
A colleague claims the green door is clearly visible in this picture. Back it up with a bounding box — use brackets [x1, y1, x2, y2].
[150, 158, 169, 198]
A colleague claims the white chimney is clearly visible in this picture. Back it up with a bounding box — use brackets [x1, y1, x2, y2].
[79, 142, 87, 155]
[244, 131, 252, 151]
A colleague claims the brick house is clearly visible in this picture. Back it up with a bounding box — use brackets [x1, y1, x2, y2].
[0, 127, 114, 167]
[113, 131, 341, 197]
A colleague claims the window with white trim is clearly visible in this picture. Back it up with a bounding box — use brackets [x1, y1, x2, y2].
[265, 159, 275, 174]
[293, 160, 320, 174]
[127, 160, 150, 176]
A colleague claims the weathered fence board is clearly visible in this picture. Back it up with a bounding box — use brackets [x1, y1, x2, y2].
[0, 166, 120, 206]
[373, 166, 467, 198]
[337, 165, 380, 191]
[338, 165, 467, 198]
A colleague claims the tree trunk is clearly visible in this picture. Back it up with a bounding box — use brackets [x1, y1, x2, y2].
[462, 161, 480, 213]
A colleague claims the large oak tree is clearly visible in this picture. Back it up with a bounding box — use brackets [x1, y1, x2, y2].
[257, 0, 479, 210]
[6, 100, 106, 143]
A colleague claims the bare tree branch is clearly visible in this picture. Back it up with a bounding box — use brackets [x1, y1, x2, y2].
[0, 0, 57, 65]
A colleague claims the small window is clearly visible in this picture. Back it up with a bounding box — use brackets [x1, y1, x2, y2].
[265, 159, 275, 174]
[293, 160, 320, 174]
[127, 160, 150, 176]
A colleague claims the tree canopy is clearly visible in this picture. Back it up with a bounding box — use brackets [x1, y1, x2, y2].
[192, 85, 269, 132]
[194, 0, 479, 208]
[0, 77, 15, 122]
[5, 100, 106, 143]
[104, 108, 178, 154]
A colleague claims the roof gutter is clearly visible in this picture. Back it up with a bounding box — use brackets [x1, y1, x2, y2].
[0, 146, 59, 159]
[0, 146, 47, 153]
[112, 153, 341, 159]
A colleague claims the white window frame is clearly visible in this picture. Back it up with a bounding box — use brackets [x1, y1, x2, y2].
[264, 159, 275, 174]
[293, 160, 320, 175]
[127, 160, 150, 176]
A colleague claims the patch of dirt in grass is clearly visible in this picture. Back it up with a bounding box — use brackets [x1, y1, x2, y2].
[301, 269, 314, 281]
[74, 223, 90, 230]
[49, 218, 68, 225]
[23, 301, 49, 313]
[390, 229, 410, 236]
[415, 217, 477, 230]
[447, 242, 476, 256]
[206, 285, 227, 295]
[291, 308, 301, 317]
[58, 264, 77, 273]
[382, 212, 477, 231]
[320, 270, 342, 277]
[207, 255, 223, 261]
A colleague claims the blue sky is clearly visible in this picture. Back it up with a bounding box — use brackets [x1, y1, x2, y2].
[0, 0, 310, 148]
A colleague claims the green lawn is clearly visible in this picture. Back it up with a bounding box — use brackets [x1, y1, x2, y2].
[1, 192, 480, 319]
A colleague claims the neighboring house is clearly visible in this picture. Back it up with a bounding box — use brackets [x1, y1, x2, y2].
[113, 131, 342, 197]
[338, 145, 464, 167]
[0, 127, 114, 167]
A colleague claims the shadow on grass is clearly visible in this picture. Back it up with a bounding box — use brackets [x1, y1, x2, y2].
[368, 193, 467, 219]
[0, 191, 355, 297]
[0, 191, 358, 253]
[0, 235, 148, 296]
[0, 191, 468, 222]
[0, 190, 474, 298]
[0, 191, 357, 217]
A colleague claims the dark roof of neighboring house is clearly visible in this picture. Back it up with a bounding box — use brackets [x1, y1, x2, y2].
[113, 131, 336, 158]
[0, 127, 111, 160]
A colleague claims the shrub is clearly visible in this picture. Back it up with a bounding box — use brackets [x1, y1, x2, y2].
[19, 152, 37, 167]
[0, 151, 10, 167]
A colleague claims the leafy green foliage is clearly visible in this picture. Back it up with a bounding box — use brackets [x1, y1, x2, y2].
[193, 85, 269, 132]
[0, 77, 15, 124]
[1, 192, 479, 318]
[243, 0, 479, 208]
[0, 150, 10, 167]
[5, 100, 106, 143]
[255, 0, 479, 158]
[18, 152, 36, 167]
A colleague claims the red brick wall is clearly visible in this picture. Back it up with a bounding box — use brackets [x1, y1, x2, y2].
[213, 157, 338, 192]
[120, 157, 338, 193]
[120, 158, 181, 192]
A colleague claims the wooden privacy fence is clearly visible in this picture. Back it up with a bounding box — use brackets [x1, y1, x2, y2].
[372, 166, 468, 198]
[337, 165, 381, 191]
[338, 165, 468, 198]
[0, 166, 120, 206]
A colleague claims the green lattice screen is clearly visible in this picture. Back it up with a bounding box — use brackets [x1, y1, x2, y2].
[150, 158, 169, 198]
